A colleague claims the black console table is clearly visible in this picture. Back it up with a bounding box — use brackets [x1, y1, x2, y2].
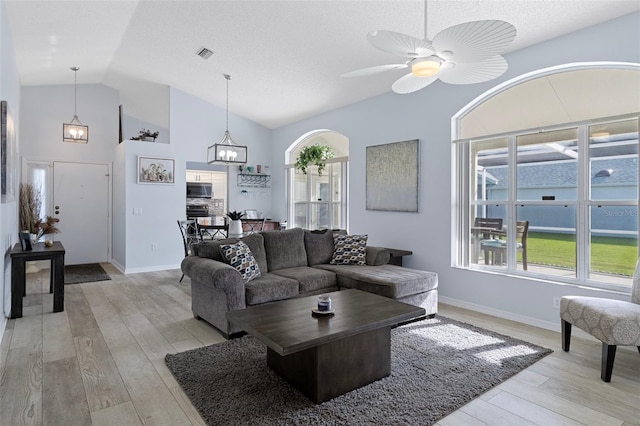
[385, 248, 413, 266]
[10, 241, 65, 319]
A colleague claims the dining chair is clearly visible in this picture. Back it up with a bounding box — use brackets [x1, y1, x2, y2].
[473, 217, 503, 264]
[560, 257, 640, 382]
[478, 220, 529, 269]
[177, 219, 201, 282]
[244, 217, 266, 234]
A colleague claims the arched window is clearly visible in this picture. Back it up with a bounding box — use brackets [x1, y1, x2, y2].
[285, 130, 349, 230]
[453, 62, 640, 292]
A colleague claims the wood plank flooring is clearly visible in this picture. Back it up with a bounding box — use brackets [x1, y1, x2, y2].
[1, 265, 638, 425]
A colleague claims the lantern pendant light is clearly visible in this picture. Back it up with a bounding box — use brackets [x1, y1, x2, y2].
[63, 67, 89, 143]
[207, 74, 247, 164]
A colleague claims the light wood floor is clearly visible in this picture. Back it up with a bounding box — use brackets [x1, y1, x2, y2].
[1, 265, 638, 425]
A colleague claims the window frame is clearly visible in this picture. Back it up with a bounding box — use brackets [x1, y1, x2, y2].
[453, 113, 639, 293]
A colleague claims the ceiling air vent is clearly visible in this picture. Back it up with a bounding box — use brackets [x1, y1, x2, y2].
[196, 47, 214, 60]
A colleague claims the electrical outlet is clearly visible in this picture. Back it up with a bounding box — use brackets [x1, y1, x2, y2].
[552, 296, 561, 309]
[152, 243, 158, 251]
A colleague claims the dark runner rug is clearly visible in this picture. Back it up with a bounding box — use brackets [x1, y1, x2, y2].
[165, 315, 552, 425]
[64, 263, 111, 284]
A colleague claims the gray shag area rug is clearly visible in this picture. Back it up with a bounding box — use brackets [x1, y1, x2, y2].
[64, 263, 111, 284]
[165, 316, 552, 425]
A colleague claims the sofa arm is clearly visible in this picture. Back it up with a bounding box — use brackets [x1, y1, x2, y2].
[182, 256, 246, 310]
[366, 246, 391, 266]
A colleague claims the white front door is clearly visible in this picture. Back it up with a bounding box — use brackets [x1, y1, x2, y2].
[53, 162, 110, 265]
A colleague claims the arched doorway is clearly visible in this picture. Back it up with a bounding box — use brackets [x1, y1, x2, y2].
[285, 130, 349, 230]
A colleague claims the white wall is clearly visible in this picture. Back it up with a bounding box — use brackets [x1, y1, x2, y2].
[20, 84, 119, 163]
[114, 87, 273, 273]
[269, 12, 640, 331]
[0, 0, 20, 338]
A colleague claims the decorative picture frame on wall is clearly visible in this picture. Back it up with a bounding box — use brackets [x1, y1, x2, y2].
[137, 156, 175, 184]
[1, 100, 17, 203]
[366, 139, 419, 212]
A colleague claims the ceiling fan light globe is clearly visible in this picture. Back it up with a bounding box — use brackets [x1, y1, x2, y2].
[412, 58, 441, 77]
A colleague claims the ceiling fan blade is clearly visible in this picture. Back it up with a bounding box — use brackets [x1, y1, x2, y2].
[367, 30, 434, 58]
[432, 20, 516, 63]
[340, 63, 408, 78]
[438, 55, 508, 85]
[391, 72, 439, 94]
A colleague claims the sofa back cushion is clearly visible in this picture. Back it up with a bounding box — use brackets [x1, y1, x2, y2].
[304, 230, 334, 266]
[193, 233, 267, 273]
[262, 228, 307, 272]
[193, 238, 238, 262]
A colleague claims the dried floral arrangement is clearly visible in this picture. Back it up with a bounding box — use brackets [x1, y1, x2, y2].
[19, 183, 60, 239]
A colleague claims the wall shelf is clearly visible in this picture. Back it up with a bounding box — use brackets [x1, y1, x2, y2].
[237, 173, 271, 188]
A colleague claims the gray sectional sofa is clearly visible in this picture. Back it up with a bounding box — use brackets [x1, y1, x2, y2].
[181, 227, 438, 338]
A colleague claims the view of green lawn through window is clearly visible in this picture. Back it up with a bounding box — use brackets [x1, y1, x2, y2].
[526, 232, 637, 276]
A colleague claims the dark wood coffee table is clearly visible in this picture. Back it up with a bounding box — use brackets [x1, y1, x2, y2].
[226, 289, 425, 403]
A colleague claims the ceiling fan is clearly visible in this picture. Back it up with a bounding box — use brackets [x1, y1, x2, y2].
[341, 2, 517, 94]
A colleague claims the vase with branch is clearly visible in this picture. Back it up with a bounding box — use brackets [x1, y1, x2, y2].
[295, 144, 334, 176]
[19, 183, 60, 244]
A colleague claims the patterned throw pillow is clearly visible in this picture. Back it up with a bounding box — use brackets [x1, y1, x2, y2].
[221, 241, 261, 283]
[330, 234, 368, 265]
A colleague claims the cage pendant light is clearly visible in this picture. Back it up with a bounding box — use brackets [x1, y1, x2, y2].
[207, 74, 247, 164]
[62, 67, 89, 143]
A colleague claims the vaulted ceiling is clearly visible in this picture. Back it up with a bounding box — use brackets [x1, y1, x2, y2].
[4, 1, 640, 129]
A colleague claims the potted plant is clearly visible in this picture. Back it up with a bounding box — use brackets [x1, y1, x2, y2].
[131, 128, 160, 142]
[226, 210, 245, 237]
[295, 144, 334, 175]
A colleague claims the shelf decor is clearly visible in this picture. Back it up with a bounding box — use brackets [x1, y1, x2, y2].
[295, 144, 334, 175]
[366, 139, 419, 212]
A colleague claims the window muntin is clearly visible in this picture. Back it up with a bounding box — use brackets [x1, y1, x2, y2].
[459, 115, 639, 291]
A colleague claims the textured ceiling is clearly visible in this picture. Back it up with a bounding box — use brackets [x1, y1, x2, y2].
[4, 0, 640, 129]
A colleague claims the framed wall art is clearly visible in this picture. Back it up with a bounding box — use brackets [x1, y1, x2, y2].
[137, 156, 175, 184]
[1, 100, 17, 203]
[366, 139, 419, 212]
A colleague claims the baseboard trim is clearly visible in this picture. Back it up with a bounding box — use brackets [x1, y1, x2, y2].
[438, 295, 595, 341]
[123, 264, 181, 275]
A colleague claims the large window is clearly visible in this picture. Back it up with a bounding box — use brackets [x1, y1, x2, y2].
[456, 115, 639, 291]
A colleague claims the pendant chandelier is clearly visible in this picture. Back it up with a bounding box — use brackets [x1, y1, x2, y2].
[207, 74, 247, 164]
[62, 67, 89, 143]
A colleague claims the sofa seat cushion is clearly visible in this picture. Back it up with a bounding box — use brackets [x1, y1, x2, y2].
[314, 264, 438, 299]
[271, 266, 337, 294]
[245, 273, 299, 306]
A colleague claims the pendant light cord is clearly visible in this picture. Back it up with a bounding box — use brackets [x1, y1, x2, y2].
[224, 74, 231, 132]
[71, 66, 79, 116]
